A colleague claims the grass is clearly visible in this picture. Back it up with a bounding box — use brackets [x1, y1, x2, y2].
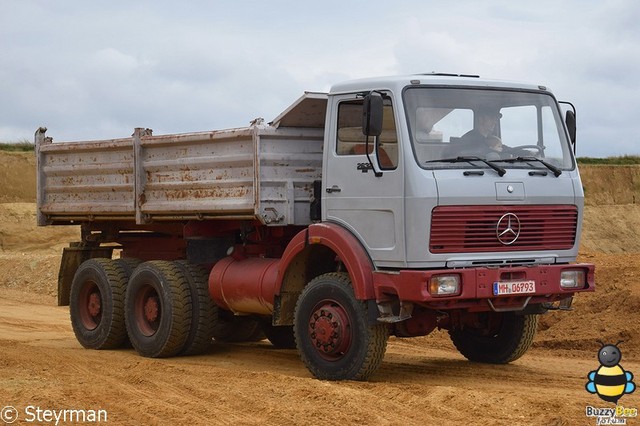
[0, 139, 34, 152]
[577, 155, 640, 165]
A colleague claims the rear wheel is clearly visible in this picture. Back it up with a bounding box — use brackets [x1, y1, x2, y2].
[125, 261, 192, 358]
[174, 261, 216, 355]
[69, 258, 128, 349]
[114, 258, 141, 279]
[113, 258, 141, 348]
[449, 312, 538, 364]
[294, 272, 388, 381]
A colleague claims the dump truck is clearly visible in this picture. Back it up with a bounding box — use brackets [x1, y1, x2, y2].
[36, 73, 595, 380]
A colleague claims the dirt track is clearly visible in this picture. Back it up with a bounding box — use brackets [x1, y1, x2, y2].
[1, 151, 640, 425]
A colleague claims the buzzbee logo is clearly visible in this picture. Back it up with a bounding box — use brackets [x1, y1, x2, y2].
[586, 341, 636, 404]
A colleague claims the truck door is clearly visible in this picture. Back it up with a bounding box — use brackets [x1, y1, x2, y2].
[323, 94, 405, 267]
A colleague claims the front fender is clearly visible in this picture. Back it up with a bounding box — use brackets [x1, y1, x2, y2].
[276, 223, 376, 300]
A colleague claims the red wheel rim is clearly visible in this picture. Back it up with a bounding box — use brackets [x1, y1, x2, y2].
[78, 281, 102, 330]
[307, 300, 352, 361]
[134, 284, 161, 337]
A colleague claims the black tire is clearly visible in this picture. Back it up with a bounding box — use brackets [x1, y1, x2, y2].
[211, 307, 265, 343]
[294, 272, 389, 381]
[449, 312, 538, 364]
[114, 258, 141, 279]
[113, 258, 141, 348]
[69, 258, 128, 350]
[125, 261, 192, 358]
[174, 261, 216, 355]
[262, 323, 296, 349]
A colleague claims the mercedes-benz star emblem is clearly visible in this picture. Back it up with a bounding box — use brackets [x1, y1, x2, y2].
[496, 213, 521, 245]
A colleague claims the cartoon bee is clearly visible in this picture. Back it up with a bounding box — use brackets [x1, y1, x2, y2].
[586, 341, 636, 404]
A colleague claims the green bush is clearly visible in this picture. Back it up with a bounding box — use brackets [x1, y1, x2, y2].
[0, 140, 35, 152]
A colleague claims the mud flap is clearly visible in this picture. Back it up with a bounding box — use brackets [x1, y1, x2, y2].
[58, 242, 114, 306]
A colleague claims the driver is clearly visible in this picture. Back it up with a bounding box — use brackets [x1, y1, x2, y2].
[486, 135, 503, 152]
[460, 108, 502, 146]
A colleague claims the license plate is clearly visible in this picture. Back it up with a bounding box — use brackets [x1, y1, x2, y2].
[493, 280, 536, 296]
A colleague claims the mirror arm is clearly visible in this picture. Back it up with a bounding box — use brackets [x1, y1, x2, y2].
[365, 136, 383, 177]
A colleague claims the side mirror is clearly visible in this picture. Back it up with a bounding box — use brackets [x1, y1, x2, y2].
[362, 92, 384, 137]
[565, 110, 576, 145]
[559, 101, 576, 150]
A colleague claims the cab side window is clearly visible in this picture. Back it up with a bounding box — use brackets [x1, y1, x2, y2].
[336, 98, 398, 169]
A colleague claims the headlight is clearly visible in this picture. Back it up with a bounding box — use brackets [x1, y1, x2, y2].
[428, 275, 461, 297]
[560, 270, 585, 289]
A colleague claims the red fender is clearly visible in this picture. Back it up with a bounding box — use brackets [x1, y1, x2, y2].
[275, 223, 375, 300]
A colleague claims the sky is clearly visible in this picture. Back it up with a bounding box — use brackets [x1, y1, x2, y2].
[1, 0, 638, 157]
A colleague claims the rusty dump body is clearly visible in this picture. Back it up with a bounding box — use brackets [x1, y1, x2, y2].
[36, 116, 324, 227]
[36, 75, 595, 381]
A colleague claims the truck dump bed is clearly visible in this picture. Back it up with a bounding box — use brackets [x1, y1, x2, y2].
[36, 93, 327, 227]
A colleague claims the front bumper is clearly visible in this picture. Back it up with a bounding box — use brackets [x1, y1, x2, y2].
[372, 263, 595, 312]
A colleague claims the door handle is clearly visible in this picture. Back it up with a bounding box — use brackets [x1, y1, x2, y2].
[326, 185, 341, 193]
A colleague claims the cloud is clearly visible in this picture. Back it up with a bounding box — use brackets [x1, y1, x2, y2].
[387, 2, 640, 157]
[0, 1, 638, 157]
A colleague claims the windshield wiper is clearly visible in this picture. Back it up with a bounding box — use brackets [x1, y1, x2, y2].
[496, 156, 562, 177]
[426, 156, 506, 177]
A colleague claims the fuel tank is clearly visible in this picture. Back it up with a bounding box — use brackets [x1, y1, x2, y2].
[209, 252, 279, 315]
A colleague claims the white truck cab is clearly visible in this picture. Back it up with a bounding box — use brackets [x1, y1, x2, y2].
[323, 73, 583, 269]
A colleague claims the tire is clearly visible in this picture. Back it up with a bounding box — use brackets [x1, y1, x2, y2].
[174, 261, 216, 355]
[112, 258, 141, 348]
[449, 312, 538, 364]
[294, 272, 389, 381]
[211, 307, 265, 343]
[125, 261, 192, 358]
[69, 258, 128, 349]
[114, 258, 141, 279]
[262, 323, 296, 349]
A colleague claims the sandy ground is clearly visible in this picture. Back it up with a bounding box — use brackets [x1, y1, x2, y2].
[1, 151, 640, 425]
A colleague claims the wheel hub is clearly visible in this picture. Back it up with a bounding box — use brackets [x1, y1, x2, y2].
[78, 282, 101, 330]
[144, 296, 159, 323]
[134, 285, 161, 336]
[87, 292, 101, 317]
[308, 303, 351, 359]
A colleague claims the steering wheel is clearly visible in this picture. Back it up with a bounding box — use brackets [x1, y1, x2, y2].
[511, 145, 543, 156]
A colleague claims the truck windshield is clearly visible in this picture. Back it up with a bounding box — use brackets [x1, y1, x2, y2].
[404, 87, 574, 171]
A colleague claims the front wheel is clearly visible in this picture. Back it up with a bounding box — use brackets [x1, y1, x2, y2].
[449, 312, 538, 364]
[294, 272, 388, 381]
